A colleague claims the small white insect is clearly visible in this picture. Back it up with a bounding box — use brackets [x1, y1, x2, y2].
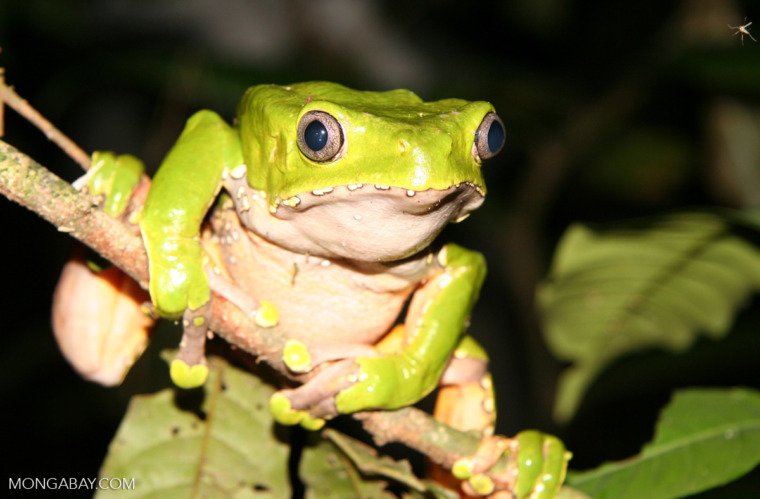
[729, 18, 757, 46]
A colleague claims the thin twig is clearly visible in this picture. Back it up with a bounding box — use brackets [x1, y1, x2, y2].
[0, 76, 91, 170]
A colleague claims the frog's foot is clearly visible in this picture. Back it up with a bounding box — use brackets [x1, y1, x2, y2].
[270, 357, 362, 430]
[75, 151, 146, 218]
[269, 338, 384, 429]
[271, 345, 435, 429]
[270, 357, 362, 427]
[453, 431, 570, 498]
[170, 304, 212, 389]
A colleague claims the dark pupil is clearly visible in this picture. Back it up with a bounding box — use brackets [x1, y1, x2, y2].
[487, 120, 504, 153]
[304, 120, 328, 151]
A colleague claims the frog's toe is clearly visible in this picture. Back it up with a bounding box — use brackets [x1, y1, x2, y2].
[269, 392, 326, 430]
[170, 358, 209, 388]
[168, 305, 212, 389]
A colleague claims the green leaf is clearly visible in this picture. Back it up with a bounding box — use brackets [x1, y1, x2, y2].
[300, 434, 396, 499]
[96, 357, 290, 498]
[325, 428, 425, 492]
[300, 428, 459, 499]
[538, 211, 760, 422]
[567, 387, 760, 498]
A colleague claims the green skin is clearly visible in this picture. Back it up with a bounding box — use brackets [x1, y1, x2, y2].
[86, 82, 567, 497]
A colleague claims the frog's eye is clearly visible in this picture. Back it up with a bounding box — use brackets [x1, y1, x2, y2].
[474, 112, 505, 161]
[297, 111, 344, 162]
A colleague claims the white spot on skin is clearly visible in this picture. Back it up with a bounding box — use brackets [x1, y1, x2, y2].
[229, 164, 246, 179]
[236, 186, 245, 199]
[347, 184, 363, 191]
[437, 247, 449, 267]
[406, 190, 416, 197]
[239, 197, 251, 212]
[353, 214, 362, 221]
[480, 376, 492, 391]
[482, 397, 495, 414]
[282, 196, 301, 208]
[312, 187, 334, 196]
[375, 185, 390, 190]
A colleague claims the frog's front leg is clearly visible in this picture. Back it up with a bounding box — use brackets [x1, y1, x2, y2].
[271, 243, 486, 423]
[138, 110, 244, 388]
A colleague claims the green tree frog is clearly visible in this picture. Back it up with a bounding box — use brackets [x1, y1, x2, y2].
[77, 82, 568, 497]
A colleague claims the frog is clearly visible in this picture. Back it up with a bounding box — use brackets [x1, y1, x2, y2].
[75, 82, 569, 497]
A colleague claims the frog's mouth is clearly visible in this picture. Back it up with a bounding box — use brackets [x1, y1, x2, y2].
[269, 182, 484, 261]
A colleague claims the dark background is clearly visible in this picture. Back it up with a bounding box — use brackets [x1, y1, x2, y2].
[1, 0, 759, 496]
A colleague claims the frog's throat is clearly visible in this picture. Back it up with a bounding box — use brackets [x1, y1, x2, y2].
[267, 182, 484, 261]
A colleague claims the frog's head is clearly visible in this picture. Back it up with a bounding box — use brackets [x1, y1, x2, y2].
[237, 82, 504, 261]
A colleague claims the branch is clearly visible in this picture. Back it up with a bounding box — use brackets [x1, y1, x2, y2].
[0, 139, 498, 471]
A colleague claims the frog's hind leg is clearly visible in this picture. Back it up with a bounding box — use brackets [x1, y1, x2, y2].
[435, 335, 496, 435]
[435, 336, 571, 498]
[429, 335, 496, 490]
